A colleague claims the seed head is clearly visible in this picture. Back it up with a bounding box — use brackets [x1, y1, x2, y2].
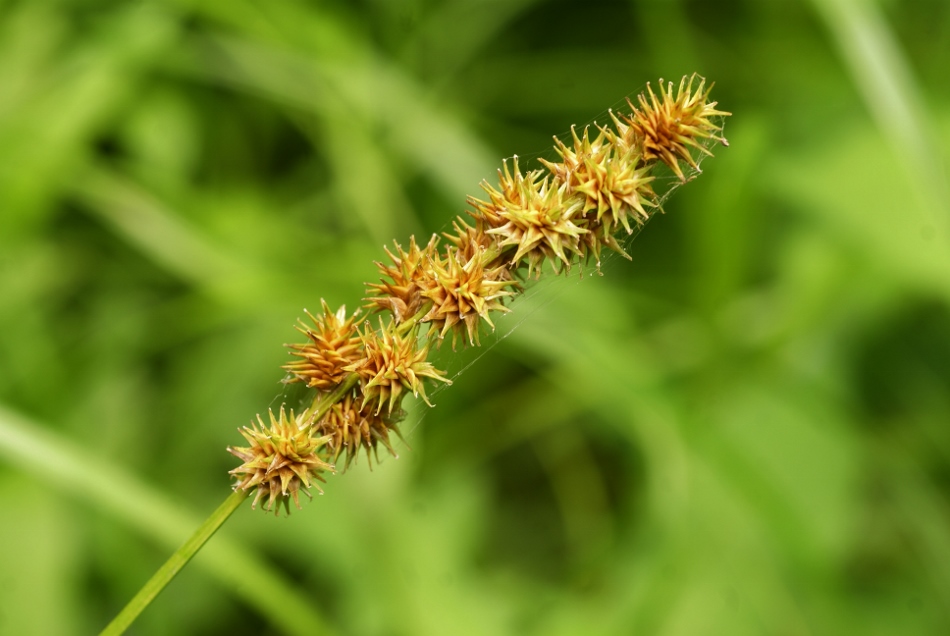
[316, 393, 406, 469]
[226, 73, 730, 516]
[625, 73, 731, 181]
[467, 157, 533, 228]
[283, 300, 363, 390]
[471, 158, 588, 278]
[540, 124, 657, 269]
[345, 319, 451, 414]
[227, 406, 334, 515]
[570, 131, 656, 233]
[422, 245, 517, 347]
[365, 235, 439, 323]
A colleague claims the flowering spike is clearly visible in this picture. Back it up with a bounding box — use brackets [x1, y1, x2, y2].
[228, 74, 729, 516]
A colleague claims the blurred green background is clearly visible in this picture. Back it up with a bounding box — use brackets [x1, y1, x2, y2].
[2, 0, 949, 634]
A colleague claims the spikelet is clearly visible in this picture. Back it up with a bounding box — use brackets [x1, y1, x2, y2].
[345, 318, 452, 415]
[421, 244, 518, 347]
[541, 124, 658, 266]
[625, 73, 730, 181]
[365, 235, 439, 323]
[470, 158, 588, 278]
[283, 300, 363, 390]
[227, 406, 334, 515]
[316, 393, 406, 469]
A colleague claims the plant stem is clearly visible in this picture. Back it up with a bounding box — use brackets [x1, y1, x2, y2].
[309, 372, 361, 417]
[395, 300, 434, 336]
[102, 371, 367, 635]
[99, 488, 250, 636]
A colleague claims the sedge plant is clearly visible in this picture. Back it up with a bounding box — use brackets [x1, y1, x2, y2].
[100, 73, 730, 635]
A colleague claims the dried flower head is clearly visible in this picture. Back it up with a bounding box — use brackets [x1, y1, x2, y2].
[422, 245, 517, 347]
[625, 73, 730, 181]
[365, 235, 439, 323]
[539, 124, 657, 269]
[345, 319, 451, 414]
[471, 158, 587, 277]
[227, 406, 334, 515]
[316, 393, 405, 469]
[283, 300, 363, 390]
[571, 135, 656, 233]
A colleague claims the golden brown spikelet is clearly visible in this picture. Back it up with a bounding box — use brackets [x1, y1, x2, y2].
[470, 158, 588, 277]
[540, 124, 657, 268]
[365, 235, 439, 323]
[227, 406, 334, 515]
[625, 73, 730, 181]
[421, 245, 517, 347]
[467, 157, 535, 228]
[283, 300, 363, 390]
[344, 318, 451, 414]
[315, 393, 405, 470]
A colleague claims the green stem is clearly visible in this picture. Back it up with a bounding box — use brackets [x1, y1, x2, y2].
[99, 488, 250, 636]
[395, 300, 434, 336]
[310, 372, 361, 417]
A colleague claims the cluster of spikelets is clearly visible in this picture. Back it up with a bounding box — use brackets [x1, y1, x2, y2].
[227, 73, 730, 514]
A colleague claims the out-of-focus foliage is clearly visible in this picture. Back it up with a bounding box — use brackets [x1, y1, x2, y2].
[1, 0, 949, 634]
